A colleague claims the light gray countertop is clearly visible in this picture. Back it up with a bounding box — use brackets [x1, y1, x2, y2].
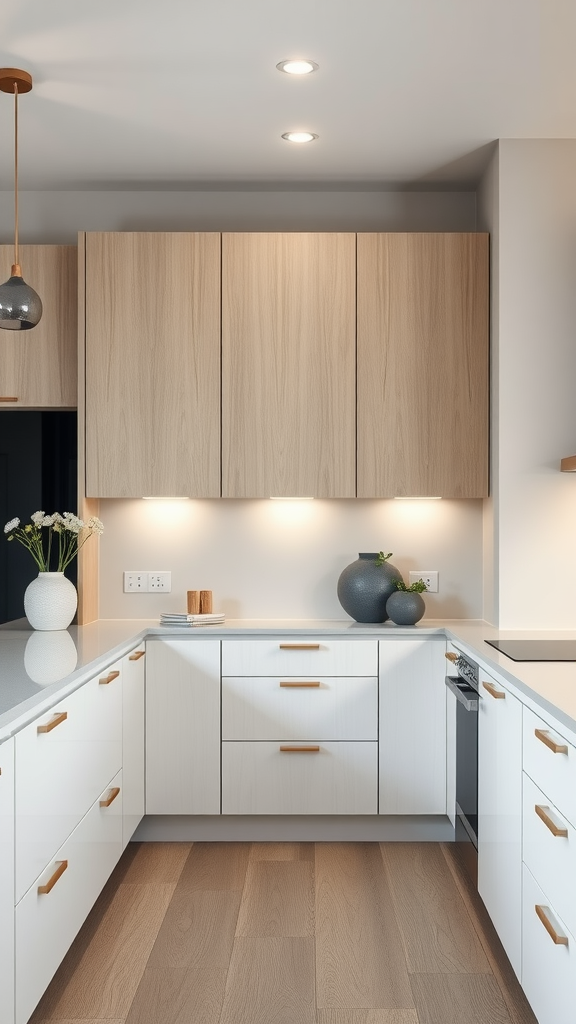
[1, 616, 576, 742]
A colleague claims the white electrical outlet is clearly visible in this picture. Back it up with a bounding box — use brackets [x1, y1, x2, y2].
[148, 572, 171, 592]
[124, 571, 148, 592]
[409, 570, 439, 593]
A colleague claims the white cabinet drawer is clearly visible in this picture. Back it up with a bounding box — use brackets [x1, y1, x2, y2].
[522, 864, 576, 1024]
[523, 706, 576, 827]
[0, 739, 14, 1024]
[15, 660, 122, 902]
[523, 773, 576, 940]
[222, 741, 378, 815]
[222, 675, 377, 741]
[15, 770, 123, 1024]
[221, 639, 378, 677]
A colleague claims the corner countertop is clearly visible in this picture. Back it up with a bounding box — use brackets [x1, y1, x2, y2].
[1, 617, 576, 743]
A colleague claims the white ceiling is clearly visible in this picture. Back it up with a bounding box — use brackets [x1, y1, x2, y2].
[0, 0, 575, 190]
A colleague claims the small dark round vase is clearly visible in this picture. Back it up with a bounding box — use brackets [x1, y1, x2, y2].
[385, 590, 426, 626]
[337, 553, 403, 623]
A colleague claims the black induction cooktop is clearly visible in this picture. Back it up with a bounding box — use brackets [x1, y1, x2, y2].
[485, 639, 576, 662]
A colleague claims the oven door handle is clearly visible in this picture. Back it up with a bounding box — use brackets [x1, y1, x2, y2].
[445, 675, 478, 711]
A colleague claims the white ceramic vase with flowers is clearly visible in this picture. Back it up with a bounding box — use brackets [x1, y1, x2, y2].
[4, 511, 104, 630]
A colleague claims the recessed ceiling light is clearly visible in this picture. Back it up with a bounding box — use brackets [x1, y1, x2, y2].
[281, 131, 318, 144]
[276, 59, 318, 75]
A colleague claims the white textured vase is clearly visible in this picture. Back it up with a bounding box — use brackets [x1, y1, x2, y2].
[24, 572, 78, 631]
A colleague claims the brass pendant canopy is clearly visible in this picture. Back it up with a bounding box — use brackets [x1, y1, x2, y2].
[0, 67, 42, 331]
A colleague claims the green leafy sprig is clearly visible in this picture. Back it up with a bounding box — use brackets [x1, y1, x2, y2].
[395, 578, 427, 593]
[375, 551, 393, 565]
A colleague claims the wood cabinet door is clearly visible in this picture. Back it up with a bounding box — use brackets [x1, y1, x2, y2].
[478, 671, 522, 979]
[84, 232, 221, 497]
[0, 245, 77, 408]
[222, 233, 356, 497]
[357, 233, 489, 498]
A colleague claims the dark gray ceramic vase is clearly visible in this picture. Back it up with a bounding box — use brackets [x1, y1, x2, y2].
[385, 590, 426, 626]
[337, 553, 403, 623]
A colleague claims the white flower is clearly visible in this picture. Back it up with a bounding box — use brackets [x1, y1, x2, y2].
[31, 511, 45, 526]
[62, 512, 84, 534]
[87, 516, 104, 535]
[42, 514, 56, 526]
[4, 517, 19, 533]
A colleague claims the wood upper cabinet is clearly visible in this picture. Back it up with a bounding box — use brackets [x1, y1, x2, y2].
[83, 232, 220, 498]
[221, 233, 356, 498]
[0, 245, 77, 409]
[357, 233, 489, 498]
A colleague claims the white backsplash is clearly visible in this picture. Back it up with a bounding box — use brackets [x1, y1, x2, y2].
[98, 498, 483, 620]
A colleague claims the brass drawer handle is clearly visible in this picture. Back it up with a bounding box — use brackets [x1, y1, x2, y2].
[128, 650, 145, 661]
[535, 804, 569, 838]
[38, 860, 68, 895]
[0, 396, 18, 402]
[99, 669, 120, 685]
[483, 681, 506, 699]
[445, 651, 458, 662]
[99, 786, 121, 808]
[37, 711, 68, 734]
[535, 904, 569, 946]
[280, 745, 320, 753]
[279, 644, 320, 650]
[279, 681, 321, 688]
[535, 728, 568, 755]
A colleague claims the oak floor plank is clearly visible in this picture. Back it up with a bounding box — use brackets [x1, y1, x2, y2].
[317, 1013, 420, 1024]
[440, 845, 537, 1024]
[32, 1020, 125, 1024]
[125, 966, 228, 1024]
[219, 936, 316, 1024]
[32, 883, 175, 1019]
[315, 843, 414, 1010]
[113, 841, 192, 884]
[250, 841, 314, 861]
[175, 842, 251, 893]
[236, 860, 314, 937]
[380, 843, 491, 975]
[410, 973, 511, 1024]
[146, 891, 241, 968]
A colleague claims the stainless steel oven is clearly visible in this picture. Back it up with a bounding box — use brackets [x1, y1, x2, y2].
[445, 650, 479, 884]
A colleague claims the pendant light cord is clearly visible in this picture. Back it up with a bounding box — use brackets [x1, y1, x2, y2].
[13, 80, 19, 271]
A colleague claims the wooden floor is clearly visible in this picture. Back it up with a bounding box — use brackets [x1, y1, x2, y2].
[30, 842, 537, 1024]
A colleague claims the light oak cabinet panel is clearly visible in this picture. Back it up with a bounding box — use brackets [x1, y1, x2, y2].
[222, 232, 356, 497]
[0, 739, 14, 1024]
[357, 233, 489, 498]
[0, 245, 77, 408]
[84, 232, 221, 497]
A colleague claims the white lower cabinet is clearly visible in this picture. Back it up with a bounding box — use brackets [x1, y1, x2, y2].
[522, 863, 576, 1024]
[379, 639, 447, 814]
[145, 639, 221, 814]
[121, 646, 146, 846]
[0, 739, 14, 1024]
[15, 771, 123, 1024]
[477, 669, 522, 979]
[523, 774, 576, 940]
[222, 741, 378, 814]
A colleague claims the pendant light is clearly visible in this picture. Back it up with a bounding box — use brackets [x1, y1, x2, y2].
[0, 68, 42, 330]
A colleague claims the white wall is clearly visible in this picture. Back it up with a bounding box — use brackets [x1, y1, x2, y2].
[98, 498, 483, 620]
[484, 140, 576, 628]
[0, 186, 483, 621]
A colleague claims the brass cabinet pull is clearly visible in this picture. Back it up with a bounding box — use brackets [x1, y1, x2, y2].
[279, 644, 320, 650]
[0, 396, 18, 402]
[37, 711, 68, 734]
[99, 786, 121, 808]
[535, 728, 568, 755]
[128, 650, 145, 661]
[99, 669, 120, 685]
[445, 651, 458, 662]
[279, 745, 320, 753]
[535, 904, 569, 946]
[535, 804, 569, 838]
[483, 681, 506, 700]
[38, 860, 68, 895]
[279, 681, 321, 688]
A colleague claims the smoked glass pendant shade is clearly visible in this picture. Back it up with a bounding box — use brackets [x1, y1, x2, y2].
[0, 267, 42, 330]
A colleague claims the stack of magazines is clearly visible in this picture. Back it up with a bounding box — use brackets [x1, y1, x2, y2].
[160, 612, 225, 626]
